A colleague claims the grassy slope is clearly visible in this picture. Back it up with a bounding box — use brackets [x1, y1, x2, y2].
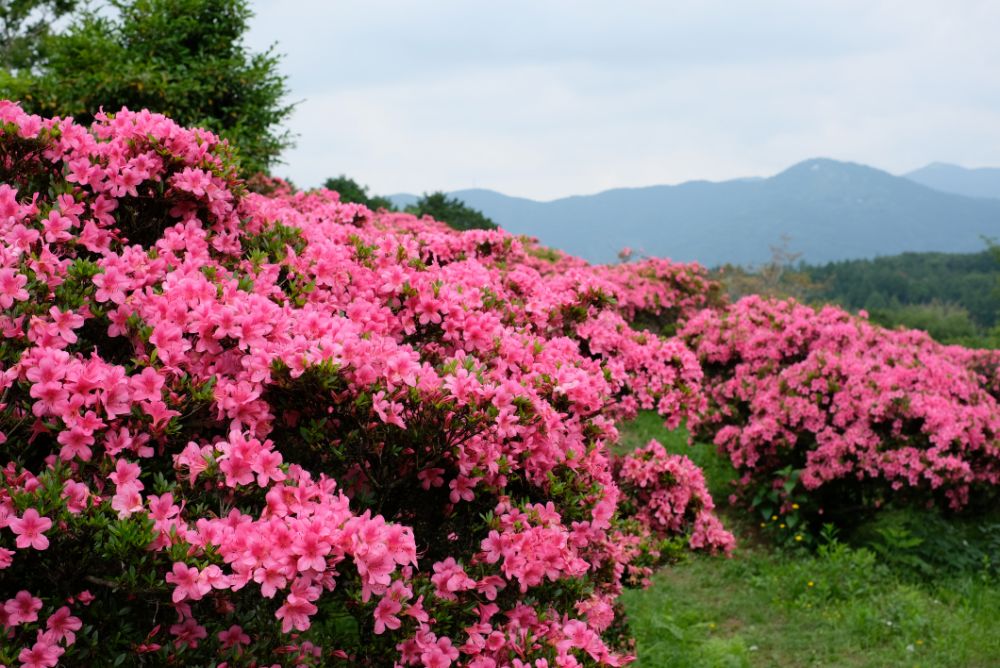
[618, 412, 1000, 668]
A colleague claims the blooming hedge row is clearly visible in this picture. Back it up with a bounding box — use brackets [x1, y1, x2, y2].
[681, 296, 1000, 535]
[0, 102, 731, 667]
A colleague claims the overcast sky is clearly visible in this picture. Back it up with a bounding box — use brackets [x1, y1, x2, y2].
[245, 1, 999, 200]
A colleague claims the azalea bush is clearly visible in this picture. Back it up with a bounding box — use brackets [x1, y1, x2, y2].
[0, 101, 731, 667]
[681, 296, 1000, 539]
[614, 440, 734, 558]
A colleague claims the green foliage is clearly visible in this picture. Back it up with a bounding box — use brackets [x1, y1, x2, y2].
[853, 507, 1000, 579]
[406, 191, 497, 231]
[866, 301, 983, 345]
[747, 467, 815, 548]
[622, 537, 1000, 667]
[617, 409, 1000, 666]
[803, 249, 1000, 337]
[719, 248, 1000, 347]
[322, 174, 395, 211]
[1, 0, 293, 174]
[523, 242, 563, 263]
[0, 0, 77, 72]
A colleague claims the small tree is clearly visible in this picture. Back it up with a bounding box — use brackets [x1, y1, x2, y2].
[716, 234, 822, 302]
[322, 174, 395, 211]
[406, 191, 497, 231]
[2, 0, 293, 174]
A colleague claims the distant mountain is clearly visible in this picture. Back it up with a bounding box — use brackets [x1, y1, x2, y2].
[903, 163, 1000, 199]
[388, 193, 419, 210]
[390, 159, 1000, 266]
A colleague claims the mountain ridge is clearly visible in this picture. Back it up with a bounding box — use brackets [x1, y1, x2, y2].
[388, 158, 1000, 266]
[904, 163, 1000, 200]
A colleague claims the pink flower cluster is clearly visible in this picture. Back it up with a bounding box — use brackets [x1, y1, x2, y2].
[518, 248, 723, 335]
[682, 296, 1000, 520]
[0, 101, 728, 666]
[615, 440, 734, 558]
[0, 593, 82, 668]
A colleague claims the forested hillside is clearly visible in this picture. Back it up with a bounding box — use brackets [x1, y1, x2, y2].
[802, 250, 998, 326]
[720, 248, 1000, 346]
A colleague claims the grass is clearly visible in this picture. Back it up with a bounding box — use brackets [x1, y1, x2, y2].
[617, 412, 1000, 668]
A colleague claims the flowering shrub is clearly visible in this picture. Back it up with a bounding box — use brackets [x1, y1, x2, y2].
[0, 101, 729, 667]
[614, 440, 735, 560]
[947, 347, 1000, 402]
[519, 247, 724, 338]
[682, 296, 1000, 536]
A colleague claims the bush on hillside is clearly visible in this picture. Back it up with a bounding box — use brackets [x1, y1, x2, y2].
[681, 296, 1000, 540]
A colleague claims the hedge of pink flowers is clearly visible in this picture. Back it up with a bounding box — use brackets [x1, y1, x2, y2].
[681, 295, 1000, 532]
[0, 101, 732, 667]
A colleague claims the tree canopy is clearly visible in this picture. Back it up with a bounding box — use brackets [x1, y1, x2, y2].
[406, 191, 497, 231]
[0, 0, 293, 174]
[322, 174, 396, 211]
[0, 0, 77, 72]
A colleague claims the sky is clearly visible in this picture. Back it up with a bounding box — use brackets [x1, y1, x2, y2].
[246, 0, 1000, 201]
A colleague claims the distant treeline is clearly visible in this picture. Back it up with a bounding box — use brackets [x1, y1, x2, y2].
[717, 248, 1000, 348]
[807, 250, 999, 323]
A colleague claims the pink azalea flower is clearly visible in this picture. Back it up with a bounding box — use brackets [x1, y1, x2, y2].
[165, 562, 210, 603]
[17, 636, 64, 668]
[217, 624, 250, 649]
[8, 508, 52, 550]
[0, 268, 28, 308]
[275, 593, 317, 633]
[373, 596, 402, 634]
[4, 590, 42, 625]
[169, 617, 208, 649]
[46, 605, 83, 644]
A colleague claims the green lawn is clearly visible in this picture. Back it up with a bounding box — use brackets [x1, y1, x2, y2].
[618, 413, 1000, 668]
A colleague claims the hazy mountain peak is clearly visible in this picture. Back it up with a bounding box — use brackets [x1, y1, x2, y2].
[783, 157, 842, 171]
[904, 163, 1000, 199]
[775, 157, 880, 178]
